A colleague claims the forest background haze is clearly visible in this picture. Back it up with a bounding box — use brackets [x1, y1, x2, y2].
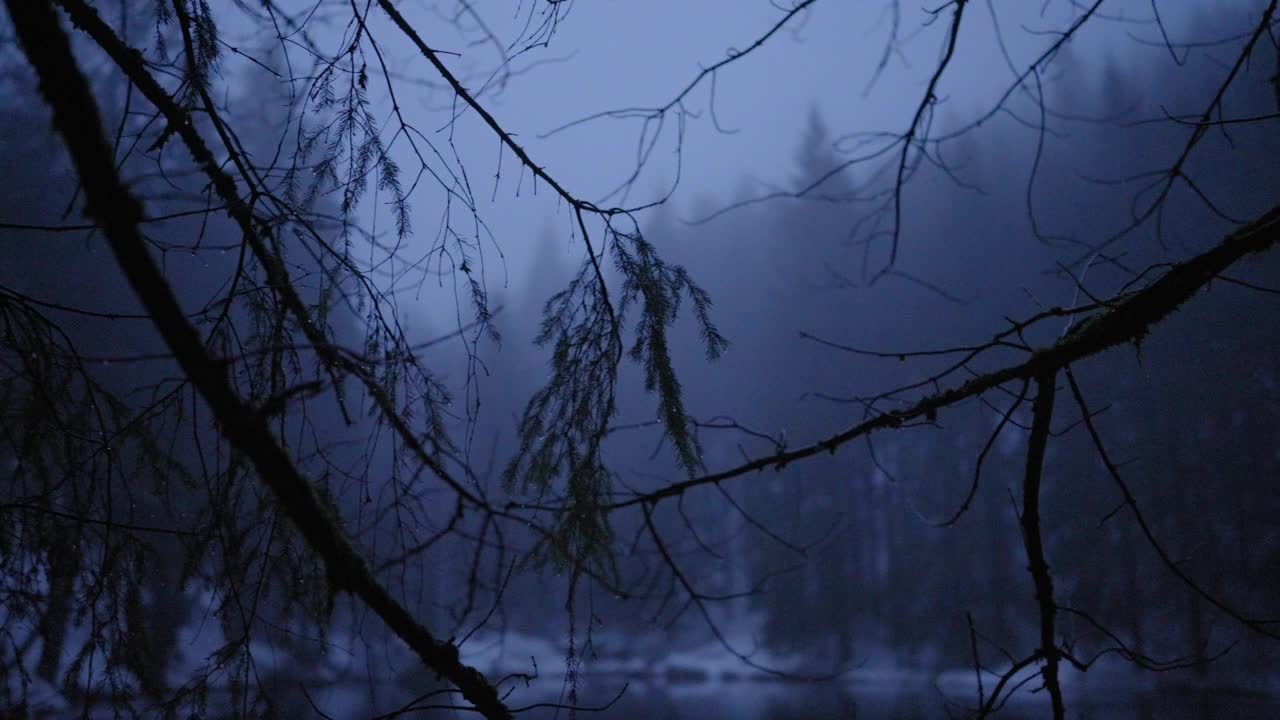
[1, 1, 1279, 719]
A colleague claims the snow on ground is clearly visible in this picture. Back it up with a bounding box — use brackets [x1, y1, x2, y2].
[8, 589, 1279, 718]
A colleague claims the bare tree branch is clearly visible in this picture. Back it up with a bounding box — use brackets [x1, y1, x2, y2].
[4, 3, 511, 716]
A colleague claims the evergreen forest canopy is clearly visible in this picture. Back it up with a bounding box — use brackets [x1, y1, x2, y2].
[0, 1, 1278, 718]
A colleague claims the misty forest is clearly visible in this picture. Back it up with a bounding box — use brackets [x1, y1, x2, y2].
[1, 1, 1278, 718]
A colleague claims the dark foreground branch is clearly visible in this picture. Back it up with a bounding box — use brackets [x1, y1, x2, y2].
[1019, 372, 1063, 720]
[612, 200, 1280, 509]
[3, 2, 511, 717]
[53, 0, 486, 510]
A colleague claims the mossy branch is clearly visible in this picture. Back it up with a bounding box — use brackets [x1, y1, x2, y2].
[7, 2, 510, 717]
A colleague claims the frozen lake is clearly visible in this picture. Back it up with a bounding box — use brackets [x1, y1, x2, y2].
[561, 680, 1280, 720]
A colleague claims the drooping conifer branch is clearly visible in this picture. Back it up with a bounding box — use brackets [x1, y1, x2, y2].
[5, 2, 511, 716]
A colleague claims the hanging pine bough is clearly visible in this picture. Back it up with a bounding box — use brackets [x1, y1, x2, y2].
[504, 223, 728, 573]
[5, 0, 726, 713]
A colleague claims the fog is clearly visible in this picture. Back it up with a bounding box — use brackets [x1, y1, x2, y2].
[1, 1, 1278, 718]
